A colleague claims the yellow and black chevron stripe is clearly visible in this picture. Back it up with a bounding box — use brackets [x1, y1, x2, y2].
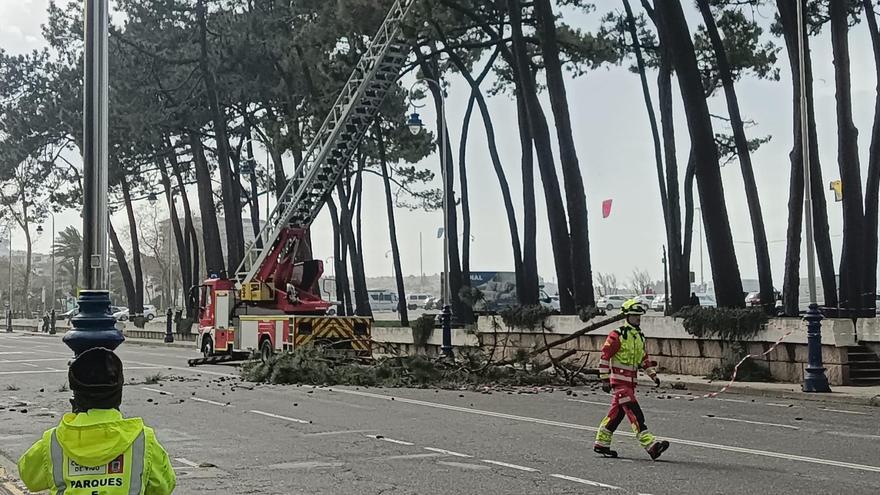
[289, 317, 372, 353]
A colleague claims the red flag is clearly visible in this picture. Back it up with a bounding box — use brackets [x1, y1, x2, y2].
[602, 199, 613, 219]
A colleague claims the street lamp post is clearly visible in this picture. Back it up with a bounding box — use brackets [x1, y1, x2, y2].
[63, 0, 124, 355]
[5, 225, 12, 332]
[407, 78, 453, 359]
[38, 213, 57, 333]
[796, 0, 830, 393]
[695, 206, 704, 289]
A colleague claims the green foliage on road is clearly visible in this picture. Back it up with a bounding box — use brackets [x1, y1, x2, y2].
[241, 347, 561, 389]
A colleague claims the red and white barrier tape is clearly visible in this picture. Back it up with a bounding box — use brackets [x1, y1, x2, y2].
[702, 330, 794, 399]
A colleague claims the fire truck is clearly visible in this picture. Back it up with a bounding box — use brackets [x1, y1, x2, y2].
[188, 0, 417, 366]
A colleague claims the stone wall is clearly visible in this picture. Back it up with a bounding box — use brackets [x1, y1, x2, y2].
[473, 315, 859, 386]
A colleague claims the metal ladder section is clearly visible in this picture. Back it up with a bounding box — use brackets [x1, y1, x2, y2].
[235, 0, 417, 286]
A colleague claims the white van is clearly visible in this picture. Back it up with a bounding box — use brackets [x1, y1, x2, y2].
[368, 290, 399, 313]
[407, 293, 432, 310]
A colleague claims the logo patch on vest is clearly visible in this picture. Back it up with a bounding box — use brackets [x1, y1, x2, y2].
[108, 454, 124, 474]
[68, 459, 106, 477]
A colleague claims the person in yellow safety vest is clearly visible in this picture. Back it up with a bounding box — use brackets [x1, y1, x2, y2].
[17, 347, 176, 494]
[593, 299, 670, 460]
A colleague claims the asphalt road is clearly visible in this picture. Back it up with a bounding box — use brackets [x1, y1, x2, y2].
[1, 332, 878, 494]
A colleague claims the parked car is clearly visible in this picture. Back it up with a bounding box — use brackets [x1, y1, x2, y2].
[112, 305, 157, 322]
[407, 293, 432, 310]
[651, 295, 666, 312]
[539, 289, 560, 311]
[745, 290, 781, 307]
[597, 294, 628, 310]
[635, 294, 656, 307]
[58, 308, 78, 321]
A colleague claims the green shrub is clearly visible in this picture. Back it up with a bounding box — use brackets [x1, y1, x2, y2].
[674, 306, 768, 341]
[500, 305, 552, 330]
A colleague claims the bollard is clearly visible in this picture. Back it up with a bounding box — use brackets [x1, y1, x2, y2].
[802, 303, 831, 393]
[50, 309, 56, 335]
[440, 304, 453, 359]
[164, 307, 174, 343]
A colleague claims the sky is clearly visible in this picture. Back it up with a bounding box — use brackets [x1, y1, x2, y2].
[1, 0, 879, 291]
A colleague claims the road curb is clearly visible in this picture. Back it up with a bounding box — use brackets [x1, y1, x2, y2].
[666, 380, 880, 408]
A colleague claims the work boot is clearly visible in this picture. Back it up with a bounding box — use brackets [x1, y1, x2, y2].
[647, 440, 669, 461]
[593, 445, 618, 458]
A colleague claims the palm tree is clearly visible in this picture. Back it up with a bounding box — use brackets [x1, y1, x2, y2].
[54, 226, 82, 292]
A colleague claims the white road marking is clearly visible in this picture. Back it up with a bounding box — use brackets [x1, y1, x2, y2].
[819, 408, 869, 416]
[20, 363, 40, 368]
[824, 431, 880, 440]
[705, 416, 800, 430]
[0, 366, 159, 376]
[126, 360, 237, 378]
[550, 474, 620, 490]
[142, 387, 173, 396]
[191, 397, 229, 407]
[174, 458, 200, 468]
[424, 447, 472, 458]
[481, 459, 539, 472]
[379, 453, 444, 461]
[305, 429, 377, 437]
[714, 398, 749, 404]
[323, 388, 880, 473]
[0, 358, 69, 364]
[566, 398, 610, 406]
[766, 403, 792, 407]
[250, 409, 310, 424]
[0, 352, 31, 355]
[365, 435, 414, 446]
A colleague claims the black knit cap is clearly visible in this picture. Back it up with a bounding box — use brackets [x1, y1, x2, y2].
[68, 348, 124, 413]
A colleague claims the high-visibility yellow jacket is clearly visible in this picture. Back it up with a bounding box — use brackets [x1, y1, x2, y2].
[17, 409, 176, 495]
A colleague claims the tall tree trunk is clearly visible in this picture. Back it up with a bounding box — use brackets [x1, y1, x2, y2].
[863, 0, 880, 313]
[108, 220, 136, 316]
[652, 0, 744, 308]
[167, 136, 200, 314]
[508, 0, 576, 313]
[777, 0, 839, 310]
[197, 0, 244, 274]
[414, 50, 468, 323]
[654, 15, 689, 313]
[830, 0, 866, 313]
[376, 123, 409, 326]
[336, 183, 371, 317]
[443, 46, 524, 302]
[697, 0, 774, 314]
[120, 179, 145, 326]
[326, 196, 351, 316]
[245, 126, 262, 247]
[535, 0, 595, 309]
[189, 132, 225, 277]
[156, 157, 191, 313]
[517, 90, 540, 306]
[459, 92, 475, 285]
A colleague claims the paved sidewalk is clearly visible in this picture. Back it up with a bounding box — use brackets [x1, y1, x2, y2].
[646, 373, 880, 407]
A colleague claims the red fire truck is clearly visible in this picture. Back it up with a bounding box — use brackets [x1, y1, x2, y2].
[188, 0, 416, 366]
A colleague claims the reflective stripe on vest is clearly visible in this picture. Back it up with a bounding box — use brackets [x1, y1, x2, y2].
[49, 429, 146, 495]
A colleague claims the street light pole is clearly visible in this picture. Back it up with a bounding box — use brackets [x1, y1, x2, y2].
[6, 225, 12, 332]
[407, 78, 452, 358]
[796, 0, 830, 393]
[63, 0, 124, 355]
[695, 206, 704, 289]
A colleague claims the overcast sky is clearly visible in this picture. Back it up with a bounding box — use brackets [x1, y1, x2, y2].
[2, 1, 878, 291]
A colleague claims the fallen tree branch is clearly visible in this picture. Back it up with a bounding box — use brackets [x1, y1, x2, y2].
[530, 313, 625, 357]
[532, 348, 577, 372]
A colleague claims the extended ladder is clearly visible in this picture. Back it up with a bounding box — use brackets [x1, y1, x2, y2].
[234, 0, 418, 286]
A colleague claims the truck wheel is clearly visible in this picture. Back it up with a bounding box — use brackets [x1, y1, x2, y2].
[260, 338, 274, 363]
[201, 336, 214, 358]
[147, 314, 155, 321]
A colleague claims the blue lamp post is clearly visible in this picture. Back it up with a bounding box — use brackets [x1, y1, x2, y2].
[406, 79, 453, 359]
[63, 0, 124, 356]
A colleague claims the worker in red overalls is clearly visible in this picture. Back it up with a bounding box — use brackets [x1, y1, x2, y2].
[594, 299, 669, 460]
